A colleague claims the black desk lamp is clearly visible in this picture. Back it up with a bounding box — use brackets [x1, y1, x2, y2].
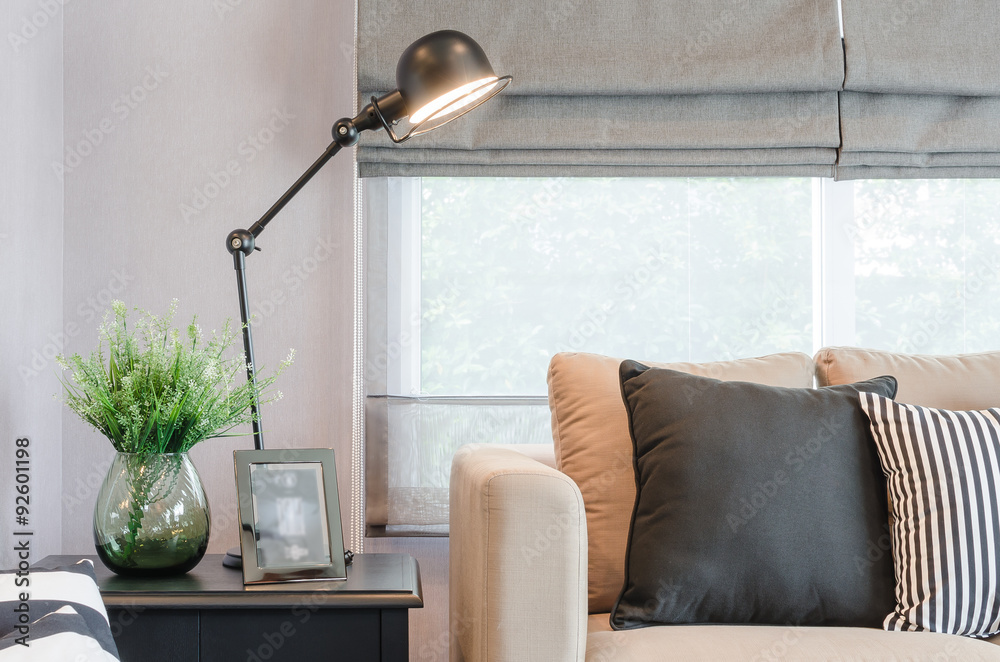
[221, 31, 508, 569]
[225, 30, 510, 451]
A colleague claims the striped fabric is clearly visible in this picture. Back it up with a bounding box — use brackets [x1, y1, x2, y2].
[860, 392, 1000, 637]
[0, 559, 119, 661]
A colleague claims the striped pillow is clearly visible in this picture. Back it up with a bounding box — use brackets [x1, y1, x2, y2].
[0, 559, 119, 661]
[860, 392, 1000, 637]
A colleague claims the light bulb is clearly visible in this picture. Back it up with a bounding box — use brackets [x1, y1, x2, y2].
[409, 77, 500, 124]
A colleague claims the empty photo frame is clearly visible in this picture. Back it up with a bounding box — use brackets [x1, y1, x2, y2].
[234, 448, 347, 584]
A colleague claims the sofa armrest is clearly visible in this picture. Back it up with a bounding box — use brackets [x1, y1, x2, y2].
[450, 444, 587, 662]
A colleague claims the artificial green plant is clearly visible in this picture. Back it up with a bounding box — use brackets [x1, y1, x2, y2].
[58, 299, 293, 454]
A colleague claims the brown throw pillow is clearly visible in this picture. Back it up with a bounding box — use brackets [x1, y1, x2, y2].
[547, 351, 815, 613]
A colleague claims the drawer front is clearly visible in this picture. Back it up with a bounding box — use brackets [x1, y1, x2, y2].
[109, 608, 199, 662]
[202, 609, 383, 662]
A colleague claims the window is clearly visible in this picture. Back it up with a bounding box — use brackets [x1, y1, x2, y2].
[849, 180, 1000, 353]
[419, 178, 815, 393]
[365, 177, 1000, 535]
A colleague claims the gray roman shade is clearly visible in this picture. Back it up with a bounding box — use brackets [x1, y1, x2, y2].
[357, 0, 844, 177]
[837, 2, 1000, 179]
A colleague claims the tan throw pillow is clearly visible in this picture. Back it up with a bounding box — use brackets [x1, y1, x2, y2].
[815, 346, 1000, 410]
[547, 351, 815, 613]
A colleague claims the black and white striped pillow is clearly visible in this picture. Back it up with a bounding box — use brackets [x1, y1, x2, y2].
[860, 392, 1000, 637]
[0, 559, 119, 661]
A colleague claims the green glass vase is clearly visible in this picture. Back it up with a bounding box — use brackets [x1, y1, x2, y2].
[93, 452, 210, 577]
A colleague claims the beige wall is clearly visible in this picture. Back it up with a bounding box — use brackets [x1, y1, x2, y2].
[1, 0, 65, 569]
[59, 0, 356, 553]
[5, 1, 453, 659]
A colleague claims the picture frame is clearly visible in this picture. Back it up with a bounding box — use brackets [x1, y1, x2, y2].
[234, 448, 347, 584]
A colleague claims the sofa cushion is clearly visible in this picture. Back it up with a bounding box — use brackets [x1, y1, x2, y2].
[0, 606, 119, 661]
[587, 615, 1000, 661]
[861, 393, 1000, 637]
[547, 351, 815, 613]
[612, 362, 897, 629]
[815, 346, 1000, 409]
[0, 559, 119, 661]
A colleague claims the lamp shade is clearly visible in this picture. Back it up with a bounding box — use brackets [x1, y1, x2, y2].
[393, 30, 510, 138]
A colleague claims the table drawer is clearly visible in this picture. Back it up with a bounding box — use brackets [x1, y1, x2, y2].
[110, 608, 198, 662]
[202, 609, 382, 662]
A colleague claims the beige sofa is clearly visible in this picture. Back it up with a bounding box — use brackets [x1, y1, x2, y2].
[450, 347, 1000, 661]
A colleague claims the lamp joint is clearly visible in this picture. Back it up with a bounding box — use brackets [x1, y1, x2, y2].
[226, 229, 255, 257]
[332, 118, 360, 147]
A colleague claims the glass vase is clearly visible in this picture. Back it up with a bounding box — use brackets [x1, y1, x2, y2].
[93, 452, 211, 577]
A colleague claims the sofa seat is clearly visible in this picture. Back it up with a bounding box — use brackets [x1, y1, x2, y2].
[587, 614, 1000, 661]
[450, 443, 1000, 661]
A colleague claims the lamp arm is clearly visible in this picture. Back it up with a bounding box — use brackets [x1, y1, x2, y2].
[225, 138, 343, 450]
[250, 141, 342, 239]
[229, 246, 264, 449]
[224, 100, 392, 450]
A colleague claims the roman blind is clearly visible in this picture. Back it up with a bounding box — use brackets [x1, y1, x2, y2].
[357, 0, 844, 177]
[837, 2, 1000, 179]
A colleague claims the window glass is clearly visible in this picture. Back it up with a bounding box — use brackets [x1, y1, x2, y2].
[369, 176, 1000, 533]
[851, 180, 1000, 354]
[420, 177, 815, 395]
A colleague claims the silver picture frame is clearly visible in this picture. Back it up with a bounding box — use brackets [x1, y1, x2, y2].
[234, 448, 347, 584]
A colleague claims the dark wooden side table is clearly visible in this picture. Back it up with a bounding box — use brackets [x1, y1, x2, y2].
[40, 553, 422, 662]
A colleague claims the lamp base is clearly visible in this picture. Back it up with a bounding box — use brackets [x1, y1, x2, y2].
[222, 546, 242, 569]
